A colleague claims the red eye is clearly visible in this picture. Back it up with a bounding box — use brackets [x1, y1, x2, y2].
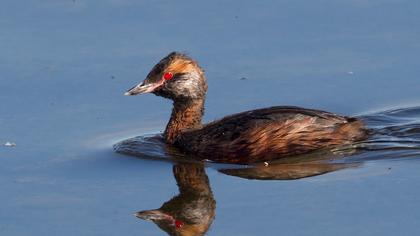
[175, 220, 184, 230]
[163, 72, 173, 80]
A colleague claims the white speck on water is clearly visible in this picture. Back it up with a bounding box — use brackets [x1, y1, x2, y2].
[4, 142, 16, 147]
[348, 71, 354, 75]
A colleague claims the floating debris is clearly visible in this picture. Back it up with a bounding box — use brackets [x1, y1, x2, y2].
[4, 142, 16, 147]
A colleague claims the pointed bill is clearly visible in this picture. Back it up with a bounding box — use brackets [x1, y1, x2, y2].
[124, 80, 164, 96]
[134, 210, 173, 221]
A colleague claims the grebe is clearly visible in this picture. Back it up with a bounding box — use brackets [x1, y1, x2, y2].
[125, 52, 368, 164]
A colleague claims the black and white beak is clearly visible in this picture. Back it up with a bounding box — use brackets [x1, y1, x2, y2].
[124, 80, 164, 96]
[134, 210, 172, 221]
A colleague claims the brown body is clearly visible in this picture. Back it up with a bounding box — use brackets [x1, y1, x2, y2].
[175, 106, 368, 164]
[125, 52, 369, 164]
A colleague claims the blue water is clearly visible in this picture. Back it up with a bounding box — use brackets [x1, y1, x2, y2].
[1, 1, 420, 235]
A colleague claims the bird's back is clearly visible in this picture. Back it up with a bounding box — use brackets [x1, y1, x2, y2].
[174, 106, 369, 164]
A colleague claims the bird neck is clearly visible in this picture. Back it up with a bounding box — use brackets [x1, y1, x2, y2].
[164, 98, 205, 144]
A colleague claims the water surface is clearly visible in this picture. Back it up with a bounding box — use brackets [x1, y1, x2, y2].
[1, 0, 420, 235]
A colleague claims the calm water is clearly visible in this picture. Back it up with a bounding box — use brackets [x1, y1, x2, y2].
[1, 1, 420, 235]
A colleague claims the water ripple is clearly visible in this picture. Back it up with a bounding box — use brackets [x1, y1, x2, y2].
[114, 106, 420, 179]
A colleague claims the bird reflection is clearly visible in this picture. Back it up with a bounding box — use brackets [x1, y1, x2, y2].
[218, 148, 360, 180]
[135, 162, 215, 236]
[126, 135, 360, 234]
[219, 162, 357, 180]
[135, 160, 357, 235]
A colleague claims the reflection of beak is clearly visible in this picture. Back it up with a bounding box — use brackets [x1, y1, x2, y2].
[124, 80, 164, 96]
[134, 210, 173, 221]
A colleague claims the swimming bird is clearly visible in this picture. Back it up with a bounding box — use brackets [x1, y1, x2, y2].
[125, 52, 368, 164]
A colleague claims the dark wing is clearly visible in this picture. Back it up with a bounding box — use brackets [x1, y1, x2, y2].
[175, 106, 367, 163]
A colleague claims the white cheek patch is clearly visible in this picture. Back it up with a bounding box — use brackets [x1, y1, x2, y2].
[169, 72, 202, 98]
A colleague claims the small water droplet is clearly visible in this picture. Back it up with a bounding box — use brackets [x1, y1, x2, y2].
[4, 142, 16, 147]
